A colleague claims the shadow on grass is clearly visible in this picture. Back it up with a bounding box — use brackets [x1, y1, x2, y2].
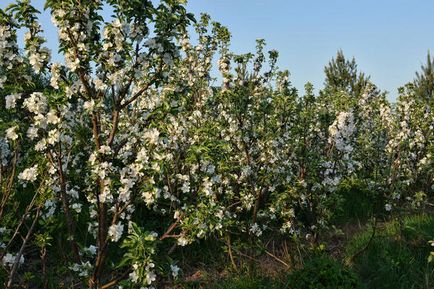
[345, 214, 434, 289]
[174, 214, 434, 289]
[173, 275, 279, 289]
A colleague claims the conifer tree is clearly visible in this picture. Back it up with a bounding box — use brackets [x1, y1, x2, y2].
[414, 51, 434, 102]
[323, 50, 369, 98]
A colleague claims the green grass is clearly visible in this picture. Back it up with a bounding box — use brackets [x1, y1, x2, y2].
[174, 274, 284, 289]
[175, 214, 434, 289]
[178, 259, 364, 289]
[345, 214, 434, 289]
[210, 275, 281, 289]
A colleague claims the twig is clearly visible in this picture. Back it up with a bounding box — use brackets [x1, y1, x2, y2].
[264, 250, 290, 268]
[160, 219, 181, 241]
[0, 144, 19, 220]
[346, 217, 377, 265]
[5, 187, 39, 251]
[6, 207, 41, 289]
[98, 270, 130, 289]
[226, 235, 237, 270]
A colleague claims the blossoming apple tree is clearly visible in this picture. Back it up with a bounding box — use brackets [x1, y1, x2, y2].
[1, 0, 433, 288]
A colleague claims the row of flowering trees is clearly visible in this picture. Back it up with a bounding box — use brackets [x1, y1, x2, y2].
[0, 0, 433, 288]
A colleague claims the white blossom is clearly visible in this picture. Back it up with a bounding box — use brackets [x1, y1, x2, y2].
[108, 222, 124, 242]
[18, 165, 39, 183]
[50, 62, 61, 89]
[2, 253, 24, 267]
[27, 126, 38, 139]
[170, 264, 180, 278]
[177, 236, 189, 246]
[5, 126, 18, 141]
[5, 93, 21, 109]
[23, 92, 47, 114]
[385, 203, 392, 212]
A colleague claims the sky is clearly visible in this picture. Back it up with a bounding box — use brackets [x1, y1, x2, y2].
[2, 0, 434, 100]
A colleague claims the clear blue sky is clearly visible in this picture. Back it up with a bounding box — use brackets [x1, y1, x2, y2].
[2, 0, 434, 100]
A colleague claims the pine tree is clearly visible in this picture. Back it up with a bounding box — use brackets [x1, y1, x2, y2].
[323, 50, 369, 98]
[414, 51, 434, 102]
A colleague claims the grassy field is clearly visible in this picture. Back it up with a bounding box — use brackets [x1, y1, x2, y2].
[345, 214, 434, 289]
[169, 213, 434, 289]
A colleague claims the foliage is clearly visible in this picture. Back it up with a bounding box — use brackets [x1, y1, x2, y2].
[287, 256, 364, 289]
[323, 50, 369, 98]
[414, 52, 434, 102]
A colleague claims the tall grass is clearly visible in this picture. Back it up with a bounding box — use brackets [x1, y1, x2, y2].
[345, 214, 434, 289]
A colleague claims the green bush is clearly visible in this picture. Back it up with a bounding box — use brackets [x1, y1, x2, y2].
[287, 256, 364, 289]
[332, 178, 381, 224]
